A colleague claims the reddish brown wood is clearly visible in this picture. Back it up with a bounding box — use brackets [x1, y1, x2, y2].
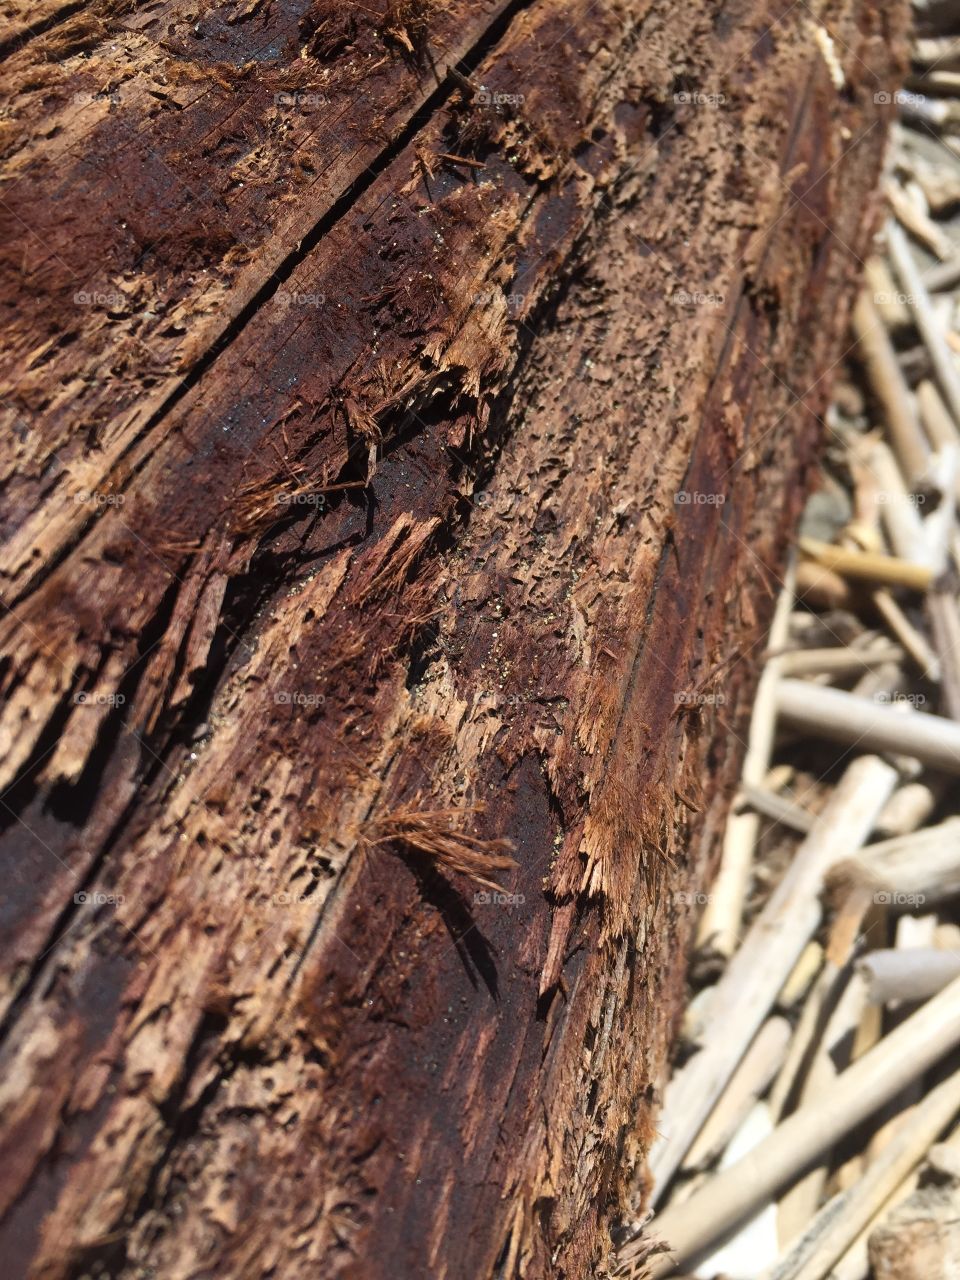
[0, 1, 905, 1277]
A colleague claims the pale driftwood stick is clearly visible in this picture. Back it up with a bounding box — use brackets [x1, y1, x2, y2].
[927, 589, 960, 721]
[778, 941, 824, 1012]
[919, 448, 958, 575]
[645, 973, 960, 1277]
[738, 784, 814, 834]
[855, 437, 928, 562]
[765, 1070, 960, 1280]
[897, 913, 939, 948]
[795, 559, 853, 609]
[913, 35, 960, 67]
[682, 1018, 792, 1172]
[864, 257, 913, 331]
[696, 559, 795, 958]
[921, 254, 960, 294]
[827, 1166, 922, 1280]
[916, 381, 960, 499]
[857, 949, 960, 1004]
[799, 538, 934, 592]
[777, 645, 905, 677]
[647, 758, 898, 1203]
[680, 984, 716, 1049]
[870, 590, 941, 680]
[826, 818, 960, 908]
[769, 889, 873, 1124]
[777, 973, 869, 1249]
[695, 1103, 780, 1278]
[886, 181, 955, 261]
[853, 292, 932, 488]
[936, 922, 960, 948]
[875, 778, 942, 838]
[776, 680, 960, 773]
[888, 219, 960, 427]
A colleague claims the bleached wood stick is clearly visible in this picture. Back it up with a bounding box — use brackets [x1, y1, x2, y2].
[778, 942, 823, 1011]
[769, 889, 873, 1124]
[777, 645, 905, 677]
[799, 539, 933, 592]
[856, 437, 928, 562]
[919, 447, 958, 576]
[776, 680, 960, 773]
[916, 381, 960, 503]
[922, 254, 960, 294]
[764, 1069, 960, 1280]
[927, 589, 960, 721]
[645, 973, 960, 1276]
[777, 973, 868, 1247]
[870, 589, 941, 680]
[857, 948, 960, 1004]
[738, 784, 814, 834]
[865, 257, 912, 331]
[683, 1018, 792, 1172]
[826, 1162, 922, 1280]
[826, 818, 960, 908]
[696, 560, 795, 958]
[795, 559, 852, 609]
[852, 292, 931, 488]
[888, 219, 960, 428]
[695, 1103, 780, 1277]
[648, 757, 897, 1202]
[886, 181, 955, 262]
[874, 779, 942, 838]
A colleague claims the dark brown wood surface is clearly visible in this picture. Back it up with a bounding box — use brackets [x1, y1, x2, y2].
[0, 1, 904, 1277]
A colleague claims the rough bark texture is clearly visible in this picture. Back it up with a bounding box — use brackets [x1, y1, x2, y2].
[0, 1, 904, 1278]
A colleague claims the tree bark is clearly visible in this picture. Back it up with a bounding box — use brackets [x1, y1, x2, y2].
[0, 1, 904, 1278]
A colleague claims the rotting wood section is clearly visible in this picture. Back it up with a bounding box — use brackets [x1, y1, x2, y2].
[0, 0, 905, 1277]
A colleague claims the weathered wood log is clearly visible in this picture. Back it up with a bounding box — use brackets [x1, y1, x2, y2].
[0, 1, 904, 1278]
